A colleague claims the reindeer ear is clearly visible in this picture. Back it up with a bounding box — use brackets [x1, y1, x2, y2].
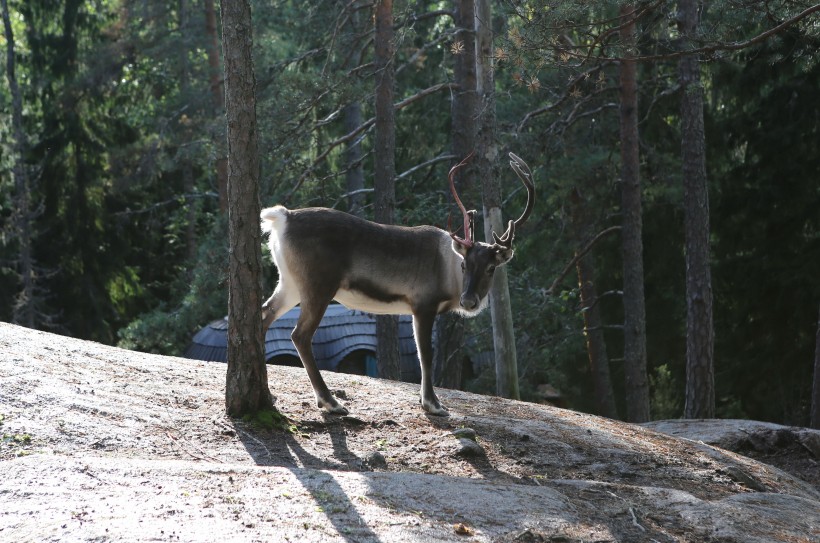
[451, 238, 470, 258]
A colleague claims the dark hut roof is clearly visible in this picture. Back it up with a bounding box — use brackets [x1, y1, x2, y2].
[183, 317, 230, 363]
[183, 304, 419, 380]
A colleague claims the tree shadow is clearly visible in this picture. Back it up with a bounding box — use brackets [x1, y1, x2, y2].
[230, 395, 581, 541]
[233, 412, 379, 542]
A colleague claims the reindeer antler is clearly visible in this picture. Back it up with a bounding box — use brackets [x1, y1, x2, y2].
[448, 152, 475, 248]
[492, 153, 536, 249]
[508, 152, 535, 229]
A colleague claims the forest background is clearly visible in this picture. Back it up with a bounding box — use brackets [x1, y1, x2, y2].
[2, 0, 819, 427]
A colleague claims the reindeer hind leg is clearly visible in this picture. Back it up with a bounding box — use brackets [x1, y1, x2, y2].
[262, 292, 298, 333]
[262, 276, 300, 332]
[291, 295, 348, 415]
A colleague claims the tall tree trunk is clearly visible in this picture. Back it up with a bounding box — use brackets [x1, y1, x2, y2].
[204, 0, 229, 213]
[570, 188, 618, 419]
[679, 0, 715, 419]
[373, 0, 401, 380]
[619, 4, 650, 422]
[221, 0, 272, 416]
[811, 304, 820, 429]
[451, 0, 477, 179]
[434, 0, 477, 390]
[179, 0, 197, 264]
[433, 314, 465, 388]
[2, 0, 36, 329]
[476, 0, 519, 400]
[344, 101, 365, 216]
[343, 4, 365, 217]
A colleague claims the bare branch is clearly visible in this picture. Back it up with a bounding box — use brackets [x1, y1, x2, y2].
[547, 226, 622, 296]
[581, 289, 623, 313]
[284, 83, 459, 202]
[516, 64, 597, 130]
[397, 9, 454, 27]
[113, 193, 219, 217]
[583, 324, 625, 332]
[395, 29, 455, 78]
[516, 62, 615, 133]
[641, 81, 681, 124]
[394, 81, 459, 109]
[331, 187, 374, 210]
[563, 3, 820, 65]
[396, 154, 457, 181]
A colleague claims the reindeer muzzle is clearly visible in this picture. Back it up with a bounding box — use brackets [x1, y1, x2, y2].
[460, 293, 480, 311]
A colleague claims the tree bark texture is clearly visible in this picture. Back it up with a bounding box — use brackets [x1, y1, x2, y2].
[179, 0, 198, 264]
[433, 313, 465, 389]
[2, 0, 35, 329]
[343, 4, 365, 216]
[434, 0, 478, 390]
[811, 304, 820, 429]
[619, 5, 650, 422]
[451, 0, 477, 198]
[570, 188, 618, 419]
[679, 0, 715, 419]
[476, 0, 519, 400]
[344, 101, 365, 216]
[373, 0, 401, 380]
[221, 0, 272, 416]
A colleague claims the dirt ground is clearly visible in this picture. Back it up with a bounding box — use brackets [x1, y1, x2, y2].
[1, 322, 819, 542]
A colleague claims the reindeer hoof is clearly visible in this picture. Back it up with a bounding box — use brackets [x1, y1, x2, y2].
[319, 399, 349, 416]
[422, 400, 449, 417]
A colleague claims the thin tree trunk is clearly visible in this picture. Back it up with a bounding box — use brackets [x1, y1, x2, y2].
[570, 188, 618, 419]
[451, 0, 477, 182]
[221, 0, 272, 416]
[433, 314, 465, 388]
[476, 0, 519, 400]
[434, 0, 477, 390]
[343, 5, 365, 216]
[811, 304, 820, 429]
[179, 0, 197, 263]
[344, 101, 365, 216]
[373, 0, 401, 380]
[204, 0, 228, 213]
[619, 4, 650, 422]
[2, 0, 35, 329]
[679, 0, 715, 419]
[182, 162, 196, 262]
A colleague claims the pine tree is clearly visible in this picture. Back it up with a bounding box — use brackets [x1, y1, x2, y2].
[222, 0, 273, 416]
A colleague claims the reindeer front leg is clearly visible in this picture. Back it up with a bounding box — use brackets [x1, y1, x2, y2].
[412, 311, 449, 417]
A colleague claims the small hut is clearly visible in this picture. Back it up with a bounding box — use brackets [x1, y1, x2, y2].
[183, 304, 420, 382]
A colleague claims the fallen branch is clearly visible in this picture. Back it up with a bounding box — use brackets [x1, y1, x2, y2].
[629, 507, 646, 532]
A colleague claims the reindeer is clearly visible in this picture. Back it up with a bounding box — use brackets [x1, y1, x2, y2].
[260, 153, 535, 416]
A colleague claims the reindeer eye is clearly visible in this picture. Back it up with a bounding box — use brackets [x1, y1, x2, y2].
[461, 261, 466, 272]
[486, 265, 496, 275]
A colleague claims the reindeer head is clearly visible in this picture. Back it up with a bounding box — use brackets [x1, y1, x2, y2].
[448, 152, 535, 313]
